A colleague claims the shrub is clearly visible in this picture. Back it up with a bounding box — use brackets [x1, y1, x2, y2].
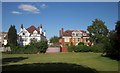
[35, 41, 48, 53]
[78, 42, 84, 46]
[7, 41, 48, 54]
[74, 45, 91, 52]
[80, 45, 91, 52]
[91, 44, 104, 53]
[68, 45, 76, 52]
[74, 45, 81, 52]
[24, 45, 38, 54]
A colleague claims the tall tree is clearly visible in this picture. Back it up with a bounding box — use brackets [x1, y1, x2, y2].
[115, 21, 120, 40]
[8, 25, 17, 47]
[50, 36, 59, 43]
[87, 19, 109, 44]
[104, 21, 120, 60]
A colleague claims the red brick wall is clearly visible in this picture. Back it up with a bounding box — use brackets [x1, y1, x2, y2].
[60, 47, 68, 52]
[59, 37, 89, 46]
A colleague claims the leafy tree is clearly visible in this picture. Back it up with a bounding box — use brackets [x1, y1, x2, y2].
[87, 19, 109, 44]
[50, 36, 59, 43]
[115, 21, 120, 41]
[30, 38, 48, 53]
[103, 21, 120, 60]
[8, 25, 17, 47]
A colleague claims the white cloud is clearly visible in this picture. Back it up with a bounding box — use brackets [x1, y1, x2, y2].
[11, 11, 22, 14]
[18, 4, 40, 14]
[41, 4, 48, 8]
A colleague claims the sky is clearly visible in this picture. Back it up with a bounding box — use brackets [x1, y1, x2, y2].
[2, 2, 118, 39]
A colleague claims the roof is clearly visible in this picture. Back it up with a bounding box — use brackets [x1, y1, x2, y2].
[0, 32, 8, 39]
[62, 30, 74, 36]
[26, 25, 40, 34]
[73, 30, 86, 33]
[62, 29, 88, 36]
[1, 32, 7, 34]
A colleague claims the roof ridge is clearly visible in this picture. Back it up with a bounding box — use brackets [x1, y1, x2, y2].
[26, 25, 39, 34]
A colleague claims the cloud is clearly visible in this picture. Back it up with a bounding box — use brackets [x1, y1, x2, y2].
[41, 4, 48, 8]
[11, 11, 22, 14]
[18, 4, 40, 14]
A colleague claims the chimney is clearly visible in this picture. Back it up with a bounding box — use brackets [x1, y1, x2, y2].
[61, 28, 64, 36]
[61, 28, 64, 33]
[44, 30, 46, 36]
[21, 24, 23, 29]
[20, 24, 23, 31]
[39, 24, 42, 34]
[59, 30, 61, 37]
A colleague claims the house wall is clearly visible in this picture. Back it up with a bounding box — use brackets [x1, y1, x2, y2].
[18, 27, 47, 46]
[59, 36, 90, 46]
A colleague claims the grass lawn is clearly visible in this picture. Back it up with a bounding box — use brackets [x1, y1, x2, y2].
[2, 52, 119, 73]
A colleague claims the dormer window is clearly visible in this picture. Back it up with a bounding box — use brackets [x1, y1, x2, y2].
[23, 33, 25, 35]
[76, 33, 78, 36]
[72, 33, 75, 36]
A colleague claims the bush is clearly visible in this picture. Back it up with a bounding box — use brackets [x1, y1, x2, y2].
[80, 46, 91, 52]
[74, 45, 91, 52]
[6, 41, 48, 54]
[67, 45, 76, 52]
[67, 43, 104, 53]
[78, 42, 84, 46]
[91, 44, 104, 53]
[36, 41, 48, 53]
[74, 45, 81, 52]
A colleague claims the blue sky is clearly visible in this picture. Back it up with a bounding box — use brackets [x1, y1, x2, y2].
[2, 2, 118, 39]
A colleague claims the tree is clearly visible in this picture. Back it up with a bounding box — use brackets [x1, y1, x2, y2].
[8, 25, 17, 47]
[50, 36, 59, 43]
[36, 41, 48, 53]
[87, 19, 109, 44]
[103, 21, 120, 60]
[115, 21, 120, 41]
[115, 21, 120, 60]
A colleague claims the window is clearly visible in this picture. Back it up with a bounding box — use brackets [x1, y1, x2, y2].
[76, 33, 78, 36]
[64, 38, 69, 42]
[72, 33, 75, 36]
[23, 33, 25, 35]
[76, 38, 80, 42]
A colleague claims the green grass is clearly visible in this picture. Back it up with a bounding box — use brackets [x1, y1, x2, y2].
[2, 52, 119, 72]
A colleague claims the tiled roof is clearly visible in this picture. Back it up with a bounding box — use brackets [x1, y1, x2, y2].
[62, 30, 88, 36]
[2, 32, 7, 34]
[0, 32, 8, 39]
[62, 30, 74, 36]
[26, 25, 40, 34]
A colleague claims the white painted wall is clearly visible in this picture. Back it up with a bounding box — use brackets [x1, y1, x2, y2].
[18, 27, 47, 46]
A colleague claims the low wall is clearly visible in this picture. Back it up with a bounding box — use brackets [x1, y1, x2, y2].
[60, 47, 68, 52]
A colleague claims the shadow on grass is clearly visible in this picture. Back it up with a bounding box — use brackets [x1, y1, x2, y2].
[2, 57, 28, 64]
[101, 54, 119, 61]
[2, 62, 98, 73]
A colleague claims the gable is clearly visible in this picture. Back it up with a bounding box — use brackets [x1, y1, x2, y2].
[26, 25, 40, 34]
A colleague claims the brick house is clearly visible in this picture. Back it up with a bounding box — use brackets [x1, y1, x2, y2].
[59, 28, 91, 47]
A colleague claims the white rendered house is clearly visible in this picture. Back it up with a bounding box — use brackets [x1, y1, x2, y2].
[18, 24, 47, 46]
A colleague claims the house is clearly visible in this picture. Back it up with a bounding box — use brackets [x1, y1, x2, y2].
[59, 28, 91, 47]
[0, 32, 8, 47]
[17, 24, 47, 46]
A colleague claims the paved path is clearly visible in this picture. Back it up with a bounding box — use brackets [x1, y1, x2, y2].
[46, 47, 60, 53]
